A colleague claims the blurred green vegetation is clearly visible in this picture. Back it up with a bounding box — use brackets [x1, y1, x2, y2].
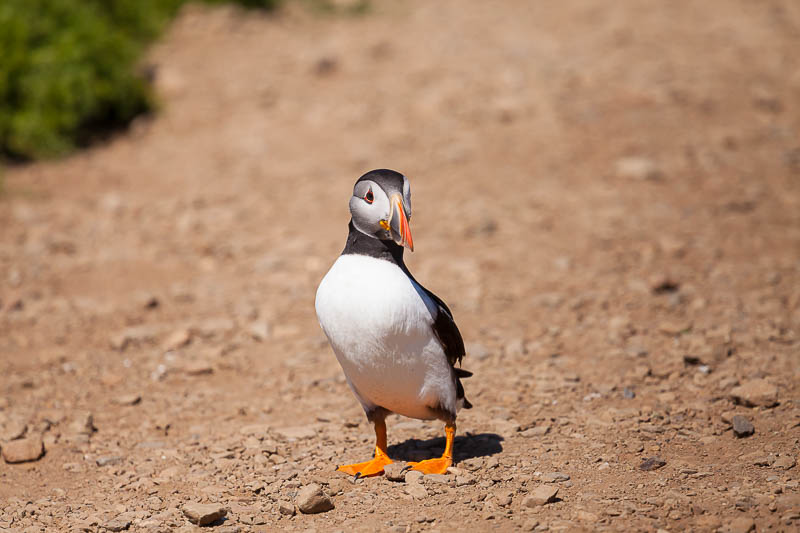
[0, 0, 281, 161]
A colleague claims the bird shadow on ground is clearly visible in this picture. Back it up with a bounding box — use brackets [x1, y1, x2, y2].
[388, 432, 504, 463]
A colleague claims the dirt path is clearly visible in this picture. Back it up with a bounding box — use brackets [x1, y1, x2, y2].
[1, 1, 799, 531]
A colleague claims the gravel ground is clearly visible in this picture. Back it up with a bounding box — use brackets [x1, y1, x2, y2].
[1, 1, 799, 531]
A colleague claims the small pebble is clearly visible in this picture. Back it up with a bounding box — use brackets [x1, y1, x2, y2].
[295, 483, 334, 514]
[732, 415, 755, 438]
[182, 503, 227, 526]
[639, 457, 667, 471]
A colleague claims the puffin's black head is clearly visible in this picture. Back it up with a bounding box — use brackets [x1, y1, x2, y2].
[349, 169, 414, 251]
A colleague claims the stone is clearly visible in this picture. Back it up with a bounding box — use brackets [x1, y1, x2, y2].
[109, 325, 161, 351]
[405, 469, 424, 483]
[2, 419, 27, 441]
[404, 483, 428, 499]
[522, 519, 540, 531]
[730, 379, 778, 407]
[182, 503, 227, 526]
[96, 455, 124, 467]
[383, 462, 410, 481]
[2, 436, 44, 463]
[615, 156, 662, 180]
[639, 457, 666, 471]
[277, 500, 295, 516]
[541, 472, 570, 483]
[295, 483, 334, 514]
[520, 425, 550, 437]
[183, 361, 213, 376]
[163, 329, 191, 351]
[104, 516, 132, 531]
[728, 516, 755, 533]
[523, 485, 558, 506]
[455, 474, 476, 486]
[731, 415, 755, 438]
[493, 490, 512, 507]
[249, 321, 270, 341]
[424, 473, 450, 484]
[113, 394, 141, 406]
[658, 320, 692, 335]
[69, 411, 96, 435]
[773, 455, 796, 470]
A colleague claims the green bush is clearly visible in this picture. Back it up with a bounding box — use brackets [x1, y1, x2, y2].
[0, 0, 279, 161]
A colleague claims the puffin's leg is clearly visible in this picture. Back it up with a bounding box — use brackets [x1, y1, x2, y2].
[408, 422, 455, 475]
[337, 417, 393, 478]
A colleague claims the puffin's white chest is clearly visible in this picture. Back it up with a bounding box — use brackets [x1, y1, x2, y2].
[315, 254, 455, 419]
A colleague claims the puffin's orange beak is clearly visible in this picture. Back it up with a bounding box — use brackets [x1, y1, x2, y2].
[387, 193, 414, 251]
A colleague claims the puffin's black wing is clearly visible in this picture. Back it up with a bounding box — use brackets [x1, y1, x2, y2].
[418, 285, 473, 409]
[423, 289, 465, 368]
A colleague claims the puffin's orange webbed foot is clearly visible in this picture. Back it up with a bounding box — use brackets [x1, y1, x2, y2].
[409, 422, 456, 475]
[408, 456, 452, 475]
[337, 453, 392, 478]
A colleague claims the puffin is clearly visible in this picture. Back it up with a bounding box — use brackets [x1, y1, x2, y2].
[315, 169, 472, 477]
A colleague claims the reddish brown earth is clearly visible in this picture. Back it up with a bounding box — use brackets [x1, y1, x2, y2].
[1, 1, 799, 531]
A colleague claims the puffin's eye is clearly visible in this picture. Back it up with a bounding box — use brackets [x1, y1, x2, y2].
[364, 189, 374, 204]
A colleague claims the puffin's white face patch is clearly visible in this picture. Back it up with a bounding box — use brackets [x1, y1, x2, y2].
[350, 179, 392, 238]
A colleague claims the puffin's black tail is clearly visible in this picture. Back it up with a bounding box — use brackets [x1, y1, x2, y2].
[455, 368, 473, 409]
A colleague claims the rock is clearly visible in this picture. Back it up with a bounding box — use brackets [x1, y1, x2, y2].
[104, 516, 132, 531]
[741, 452, 774, 466]
[728, 516, 755, 533]
[730, 379, 778, 407]
[520, 425, 550, 437]
[163, 329, 191, 351]
[249, 321, 270, 341]
[96, 455, 123, 467]
[2, 419, 27, 441]
[274, 426, 315, 440]
[731, 415, 755, 438]
[615, 156, 662, 180]
[405, 470, 424, 484]
[658, 320, 692, 335]
[182, 503, 227, 526]
[2, 436, 44, 463]
[383, 462, 410, 481]
[404, 482, 428, 499]
[113, 394, 141, 406]
[424, 473, 450, 484]
[493, 490, 512, 507]
[639, 457, 666, 471]
[456, 474, 476, 486]
[295, 483, 334, 514]
[522, 519, 540, 531]
[523, 485, 559, 506]
[183, 361, 213, 376]
[109, 325, 161, 351]
[541, 472, 570, 483]
[277, 500, 295, 516]
[69, 411, 96, 435]
[773, 455, 796, 470]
